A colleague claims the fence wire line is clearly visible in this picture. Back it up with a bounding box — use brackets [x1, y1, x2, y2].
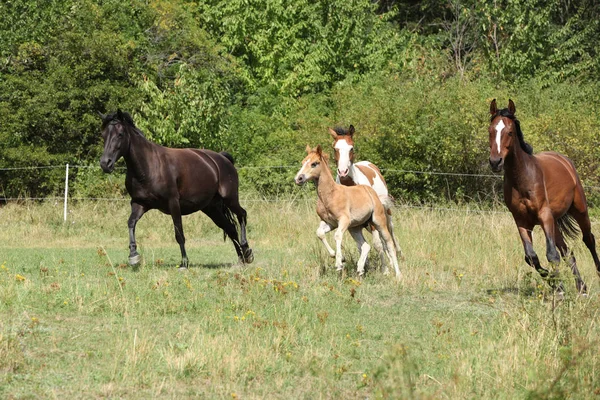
[0, 163, 532, 178]
[0, 196, 510, 214]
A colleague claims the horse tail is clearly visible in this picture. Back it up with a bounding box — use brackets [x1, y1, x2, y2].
[220, 199, 240, 242]
[557, 214, 580, 241]
[220, 151, 235, 165]
[378, 194, 395, 215]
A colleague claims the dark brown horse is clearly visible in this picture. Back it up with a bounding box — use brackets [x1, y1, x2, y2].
[488, 99, 600, 293]
[99, 110, 253, 269]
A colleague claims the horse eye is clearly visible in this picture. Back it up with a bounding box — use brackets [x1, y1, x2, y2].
[311, 162, 318, 168]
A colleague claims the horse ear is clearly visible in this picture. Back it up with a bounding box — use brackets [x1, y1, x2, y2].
[328, 128, 338, 139]
[97, 111, 106, 120]
[117, 109, 124, 120]
[305, 144, 312, 154]
[316, 145, 323, 156]
[348, 125, 355, 136]
[508, 99, 516, 115]
[490, 99, 497, 115]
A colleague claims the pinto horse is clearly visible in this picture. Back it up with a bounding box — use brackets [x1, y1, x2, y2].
[489, 99, 600, 293]
[295, 145, 401, 279]
[99, 110, 253, 269]
[328, 125, 401, 271]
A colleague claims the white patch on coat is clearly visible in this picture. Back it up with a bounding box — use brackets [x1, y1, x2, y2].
[295, 159, 311, 182]
[354, 161, 389, 198]
[334, 140, 353, 175]
[495, 119, 505, 153]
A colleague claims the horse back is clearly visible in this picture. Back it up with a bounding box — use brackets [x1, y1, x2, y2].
[354, 161, 388, 197]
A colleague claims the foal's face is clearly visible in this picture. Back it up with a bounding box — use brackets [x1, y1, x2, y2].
[100, 119, 129, 173]
[329, 127, 355, 178]
[488, 99, 516, 172]
[295, 146, 324, 185]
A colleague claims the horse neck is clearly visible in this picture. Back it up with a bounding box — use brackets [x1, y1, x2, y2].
[314, 162, 338, 204]
[504, 143, 536, 189]
[124, 132, 157, 182]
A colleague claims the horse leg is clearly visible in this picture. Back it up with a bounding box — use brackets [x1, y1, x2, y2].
[372, 211, 401, 280]
[202, 205, 245, 264]
[349, 227, 370, 277]
[169, 200, 188, 269]
[223, 197, 253, 263]
[369, 226, 387, 274]
[334, 219, 350, 272]
[569, 207, 600, 279]
[316, 221, 336, 258]
[128, 202, 146, 265]
[539, 211, 565, 291]
[517, 226, 563, 291]
[386, 209, 403, 258]
[554, 222, 587, 294]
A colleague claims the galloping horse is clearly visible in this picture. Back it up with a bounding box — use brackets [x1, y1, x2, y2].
[488, 99, 600, 293]
[99, 110, 253, 269]
[328, 125, 401, 271]
[295, 145, 401, 279]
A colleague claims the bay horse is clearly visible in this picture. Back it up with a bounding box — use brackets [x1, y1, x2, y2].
[99, 110, 253, 269]
[328, 125, 402, 271]
[294, 145, 401, 279]
[489, 99, 600, 293]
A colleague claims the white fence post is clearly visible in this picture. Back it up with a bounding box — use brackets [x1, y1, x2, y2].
[63, 163, 69, 222]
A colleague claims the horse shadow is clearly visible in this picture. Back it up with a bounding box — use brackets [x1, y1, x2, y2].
[131, 261, 235, 271]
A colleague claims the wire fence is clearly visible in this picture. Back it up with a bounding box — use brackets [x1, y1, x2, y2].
[1, 163, 599, 218]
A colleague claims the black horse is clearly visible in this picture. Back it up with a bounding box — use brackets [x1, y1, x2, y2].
[99, 110, 253, 269]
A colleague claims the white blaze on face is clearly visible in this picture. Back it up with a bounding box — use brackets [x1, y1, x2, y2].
[495, 119, 505, 153]
[334, 140, 353, 176]
[295, 159, 309, 182]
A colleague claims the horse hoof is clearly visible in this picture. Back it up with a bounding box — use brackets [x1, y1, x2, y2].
[128, 254, 141, 265]
[243, 248, 254, 264]
[178, 266, 188, 272]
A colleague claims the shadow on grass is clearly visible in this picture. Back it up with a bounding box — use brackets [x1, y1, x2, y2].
[485, 286, 536, 297]
[127, 261, 236, 271]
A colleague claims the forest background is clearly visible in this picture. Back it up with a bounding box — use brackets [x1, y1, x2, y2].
[1, 0, 599, 204]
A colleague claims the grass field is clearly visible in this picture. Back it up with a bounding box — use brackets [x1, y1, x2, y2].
[1, 199, 600, 399]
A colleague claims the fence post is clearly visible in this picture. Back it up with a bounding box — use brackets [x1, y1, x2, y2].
[63, 163, 69, 222]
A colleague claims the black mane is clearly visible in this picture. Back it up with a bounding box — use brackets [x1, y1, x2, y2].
[333, 126, 350, 136]
[492, 109, 533, 155]
[101, 111, 145, 137]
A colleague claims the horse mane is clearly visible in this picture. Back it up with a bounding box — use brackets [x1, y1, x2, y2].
[332, 126, 350, 136]
[492, 109, 533, 155]
[101, 111, 146, 138]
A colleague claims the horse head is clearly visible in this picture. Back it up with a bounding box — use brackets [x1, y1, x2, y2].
[328, 125, 355, 178]
[489, 99, 517, 172]
[99, 109, 135, 173]
[295, 144, 329, 185]
[489, 99, 534, 172]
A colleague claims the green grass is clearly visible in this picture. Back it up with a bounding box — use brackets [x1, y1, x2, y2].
[1, 199, 600, 398]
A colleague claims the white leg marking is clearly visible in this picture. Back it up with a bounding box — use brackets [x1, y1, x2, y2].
[316, 221, 335, 258]
[350, 228, 370, 276]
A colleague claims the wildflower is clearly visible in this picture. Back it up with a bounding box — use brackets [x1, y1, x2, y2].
[15, 274, 26, 282]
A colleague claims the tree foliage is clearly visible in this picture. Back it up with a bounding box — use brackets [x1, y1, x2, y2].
[0, 0, 599, 202]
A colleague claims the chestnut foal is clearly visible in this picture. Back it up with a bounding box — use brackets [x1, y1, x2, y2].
[295, 145, 401, 279]
[328, 126, 401, 272]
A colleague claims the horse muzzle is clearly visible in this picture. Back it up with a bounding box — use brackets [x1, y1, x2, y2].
[337, 168, 349, 178]
[489, 157, 504, 172]
[295, 175, 307, 185]
[100, 158, 115, 173]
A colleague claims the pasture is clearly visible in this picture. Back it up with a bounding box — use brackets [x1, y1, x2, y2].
[1, 199, 600, 398]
